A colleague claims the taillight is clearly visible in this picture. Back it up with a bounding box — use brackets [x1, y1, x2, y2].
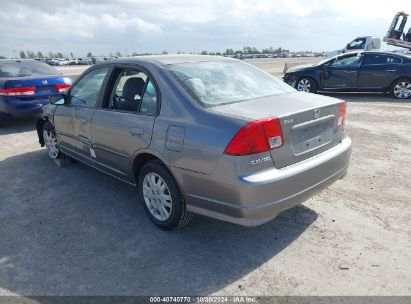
[337, 101, 347, 127]
[224, 117, 283, 156]
[55, 83, 71, 93]
[0, 87, 35, 96]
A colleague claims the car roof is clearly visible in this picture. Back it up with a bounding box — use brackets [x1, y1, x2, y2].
[105, 54, 236, 66]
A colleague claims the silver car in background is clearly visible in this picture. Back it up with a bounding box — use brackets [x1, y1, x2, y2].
[37, 55, 351, 230]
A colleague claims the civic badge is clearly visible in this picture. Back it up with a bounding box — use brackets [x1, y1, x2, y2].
[313, 109, 320, 119]
[42, 80, 48, 85]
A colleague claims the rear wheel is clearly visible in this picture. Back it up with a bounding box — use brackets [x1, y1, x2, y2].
[138, 160, 193, 230]
[391, 78, 411, 100]
[42, 122, 61, 159]
[296, 77, 317, 93]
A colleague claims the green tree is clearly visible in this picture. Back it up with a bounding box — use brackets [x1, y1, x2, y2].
[86, 52, 93, 58]
[70, 52, 74, 58]
[48, 51, 55, 58]
[37, 51, 44, 58]
[115, 51, 122, 57]
[224, 48, 235, 56]
[56, 52, 64, 58]
[131, 51, 138, 56]
[19, 50, 26, 58]
[25, 50, 36, 58]
[162, 50, 168, 54]
[0, 56, 6, 59]
[201, 51, 208, 55]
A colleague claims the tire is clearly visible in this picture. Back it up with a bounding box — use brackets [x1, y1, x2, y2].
[390, 78, 411, 100]
[138, 160, 193, 230]
[42, 121, 62, 160]
[296, 77, 318, 93]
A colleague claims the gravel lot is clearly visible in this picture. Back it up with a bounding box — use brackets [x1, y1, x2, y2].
[0, 59, 410, 296]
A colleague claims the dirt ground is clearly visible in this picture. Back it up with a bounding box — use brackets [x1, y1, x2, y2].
[0, 58, 410, 297]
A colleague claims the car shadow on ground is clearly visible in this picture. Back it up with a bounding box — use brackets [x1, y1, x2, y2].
[0, 118, 37, 136]
[0, 150, 318, 296]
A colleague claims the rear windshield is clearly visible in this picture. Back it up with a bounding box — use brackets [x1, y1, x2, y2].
[167, 60, 295, 107]
[0, 61, 62, 78]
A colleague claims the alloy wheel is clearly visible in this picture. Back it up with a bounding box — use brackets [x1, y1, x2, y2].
[43, 129, 60, 159]
[297, 79, 311, 92]
[393, 81, 411, 99]
[142, 172, 173, 221]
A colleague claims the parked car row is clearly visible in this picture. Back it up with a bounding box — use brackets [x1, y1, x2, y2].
[33, 56, 117, 66]
[235, 52, 323, 60]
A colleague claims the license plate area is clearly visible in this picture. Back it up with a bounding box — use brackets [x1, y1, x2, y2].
[291, 117, 334, 155]
[36, 85, 53, 94]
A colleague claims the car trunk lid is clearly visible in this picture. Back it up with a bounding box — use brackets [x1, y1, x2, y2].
[2, 76, 71, 100]
[211, 92, 345, 168]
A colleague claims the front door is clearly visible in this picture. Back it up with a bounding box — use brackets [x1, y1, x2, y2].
[321, 53, 363, 90]
[91, 67, 159, 181]
[55, 67, 110, 163]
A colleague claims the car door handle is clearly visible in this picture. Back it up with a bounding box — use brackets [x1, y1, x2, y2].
[386, 69, 396, 72]
[130, 127, 144, 137]
[343, 71, 357, 74]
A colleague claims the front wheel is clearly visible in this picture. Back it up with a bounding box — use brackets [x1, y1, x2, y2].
[43, 122, 61, 159]
[138, 160, 193, 230]
[296, 77, 317, 93]
[391, 78, 411, 100]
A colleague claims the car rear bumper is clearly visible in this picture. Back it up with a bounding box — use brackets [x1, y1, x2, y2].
[0, 98, 48, 118]
[179, 137, 352, 227]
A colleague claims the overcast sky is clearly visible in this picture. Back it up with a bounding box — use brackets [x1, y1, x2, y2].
[0, 0, 409, 57]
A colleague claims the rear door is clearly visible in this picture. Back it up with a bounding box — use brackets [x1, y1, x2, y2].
[55, 67, 110, 163]
[321, 53, 363, 89]
[358, 53, 402, 89]
[91, 66, 158, 181]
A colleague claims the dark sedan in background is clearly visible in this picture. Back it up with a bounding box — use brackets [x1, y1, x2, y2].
[0, 59, 71, 126]
[283, 51, 411, 99]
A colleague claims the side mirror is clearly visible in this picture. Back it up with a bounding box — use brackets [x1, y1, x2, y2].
[49, 94, 66, 105]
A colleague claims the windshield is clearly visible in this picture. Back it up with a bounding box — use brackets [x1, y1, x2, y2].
[347, 38, 367, 50]
[167, 60, 295, 107]
[0, 60, 61, 78]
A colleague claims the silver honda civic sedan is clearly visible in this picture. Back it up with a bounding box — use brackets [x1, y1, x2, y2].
[36, 55, 351, 230]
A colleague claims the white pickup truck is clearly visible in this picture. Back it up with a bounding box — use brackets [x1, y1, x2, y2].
[340, 36, 382, 53]
[326, 36, 382, 57]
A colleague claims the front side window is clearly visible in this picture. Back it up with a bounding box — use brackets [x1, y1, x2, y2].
[332, 54, 362, 67]
[68, 67, 109, 107]
[167, 61, 294, 107]
[107, 69, 158, 115]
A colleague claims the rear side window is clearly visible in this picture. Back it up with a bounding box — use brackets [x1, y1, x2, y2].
[0, 60, 62, 77]
[363, 54, 402, 65]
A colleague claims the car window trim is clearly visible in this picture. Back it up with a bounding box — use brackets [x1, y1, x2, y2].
[65, 65, 114, 109]
[99, 63, 161, 116]
[362, 54, 403, 66]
